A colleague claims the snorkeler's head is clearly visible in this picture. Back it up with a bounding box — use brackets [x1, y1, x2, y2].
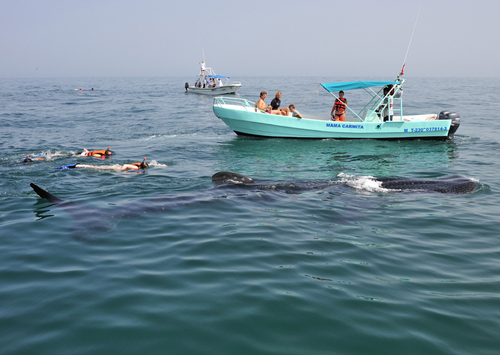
[140, 157, 149, 169]
[105, 146, 112, 155]
[24, 154, 33, 163]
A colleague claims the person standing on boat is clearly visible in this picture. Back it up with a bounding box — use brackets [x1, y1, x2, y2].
[331, 91, 347, 121]
[381, 86, 393, 122]
[200, 61, 206, 75]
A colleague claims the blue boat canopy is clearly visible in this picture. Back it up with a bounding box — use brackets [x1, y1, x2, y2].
[207, 75, 230, 79]
[321, 81, 396, 92]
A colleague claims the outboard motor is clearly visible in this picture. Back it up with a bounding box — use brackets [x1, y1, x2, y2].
[185, 82, 190, 91]
[439, 111, 461, 138]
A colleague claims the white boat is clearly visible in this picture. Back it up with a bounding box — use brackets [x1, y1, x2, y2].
[212, 78, 461, 140]
[185, 63, 241, 95]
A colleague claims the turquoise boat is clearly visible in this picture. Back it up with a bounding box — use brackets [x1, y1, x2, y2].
[212, 78, 461, 140]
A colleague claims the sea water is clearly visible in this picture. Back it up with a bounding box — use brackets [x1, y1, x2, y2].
[0, 76, 499, 354]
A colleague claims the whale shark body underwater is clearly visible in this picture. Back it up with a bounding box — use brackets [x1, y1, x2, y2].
[30, 171, 477, 240]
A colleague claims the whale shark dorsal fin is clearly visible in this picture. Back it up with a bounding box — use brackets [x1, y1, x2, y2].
[212, 171, 255, 184]
[30, 183, 64, 204]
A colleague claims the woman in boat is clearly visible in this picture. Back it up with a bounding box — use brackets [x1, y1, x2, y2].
[270, 91, 290, 115]
[270, 91, 282, 114]
[331, 91, 347, 122]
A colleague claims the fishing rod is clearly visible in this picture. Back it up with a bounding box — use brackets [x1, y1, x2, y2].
[398, 5, 422, 79]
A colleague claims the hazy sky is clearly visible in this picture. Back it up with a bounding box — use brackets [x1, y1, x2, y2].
[1, 0, 499, 78]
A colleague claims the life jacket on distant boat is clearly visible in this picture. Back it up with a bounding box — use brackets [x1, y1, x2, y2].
[334, 98, 347, 112]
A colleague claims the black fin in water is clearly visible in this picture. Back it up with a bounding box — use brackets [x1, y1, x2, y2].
[30, 183, 63, 204]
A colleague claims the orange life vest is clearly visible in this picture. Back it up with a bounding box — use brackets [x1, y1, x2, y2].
[85, 149, 107, 157]
[334, 98, 347, 111]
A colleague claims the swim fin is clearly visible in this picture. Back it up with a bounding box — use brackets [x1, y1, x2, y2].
[55, 163, 79, 170]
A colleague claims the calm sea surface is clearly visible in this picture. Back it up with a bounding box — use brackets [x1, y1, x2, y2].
[0, 76, 499, 354]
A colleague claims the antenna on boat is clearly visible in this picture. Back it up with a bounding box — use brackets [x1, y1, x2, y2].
[202, 48, 205, 63]
[399, 5, 421, 80]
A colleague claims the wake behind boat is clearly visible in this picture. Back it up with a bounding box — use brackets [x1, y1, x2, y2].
[185, 60, 241, 95]
[213, 78, 461, 140]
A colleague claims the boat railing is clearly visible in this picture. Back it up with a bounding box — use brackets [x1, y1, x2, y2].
[360, 83, 404, 122]
[213, 97, 258, 111]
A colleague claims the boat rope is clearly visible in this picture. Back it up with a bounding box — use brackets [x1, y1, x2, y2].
[400, 5, 421, 76]
[296, 85, 321, 108]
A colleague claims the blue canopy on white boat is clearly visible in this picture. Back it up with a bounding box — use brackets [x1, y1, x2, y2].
[207, 75, 230, 79]
[321, 81, 395, 92]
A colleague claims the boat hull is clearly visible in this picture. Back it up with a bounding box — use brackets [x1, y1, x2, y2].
[186, 85, 241, 96]
[213, 106, 454, 140]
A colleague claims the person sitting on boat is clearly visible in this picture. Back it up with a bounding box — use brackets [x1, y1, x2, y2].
[216, 78, 223, 87]
[255, 91, 272, 113]
[288, 104, 303, 118]
[270, 91, 283, 115]
[269, 91, 292, 116]
[331, 91, 347, 122]
[56, 158, 150, 171]
[76, 147, 113, 157]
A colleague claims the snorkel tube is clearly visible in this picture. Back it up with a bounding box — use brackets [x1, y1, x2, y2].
[140, 157, 149, 169]
[23, 154, 33, 163]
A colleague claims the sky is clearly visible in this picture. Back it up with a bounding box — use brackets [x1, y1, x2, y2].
[1, 0, 499, 78]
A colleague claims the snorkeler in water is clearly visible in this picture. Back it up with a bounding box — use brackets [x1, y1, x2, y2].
[0, 154, 37, 166]
[75, 146, 113, 157]
[55, 157, 149, 171]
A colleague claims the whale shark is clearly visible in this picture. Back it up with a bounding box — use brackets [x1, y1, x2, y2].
[30, 171, 477, 240]
[211, 171, 477, 194]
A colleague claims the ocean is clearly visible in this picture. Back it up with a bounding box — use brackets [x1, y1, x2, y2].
[0, 76, 498, 354]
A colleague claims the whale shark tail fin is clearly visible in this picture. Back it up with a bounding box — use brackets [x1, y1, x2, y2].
[30, 183, 64, 204]
[30, 183, 117, 241]
[212, 171, 255, 184]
